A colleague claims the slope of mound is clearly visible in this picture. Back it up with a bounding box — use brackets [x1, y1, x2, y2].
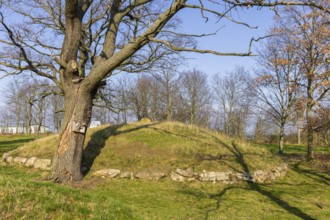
[9, 121, 282, 176]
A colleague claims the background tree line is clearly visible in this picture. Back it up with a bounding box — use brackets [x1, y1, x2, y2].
[1, 61, 329, 154]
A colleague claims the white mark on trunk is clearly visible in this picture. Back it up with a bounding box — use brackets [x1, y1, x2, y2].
[72, 121, 87, 134]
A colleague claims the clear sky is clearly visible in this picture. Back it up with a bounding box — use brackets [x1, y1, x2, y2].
[0, 4, 276, 106]
[0, 76, 14, 106]
[177, 6, 275, 75]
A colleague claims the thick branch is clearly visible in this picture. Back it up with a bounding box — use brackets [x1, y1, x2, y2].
[223, 0, 330, 14]
[149, 37, 253, 56]
[85, 0, 187, 89]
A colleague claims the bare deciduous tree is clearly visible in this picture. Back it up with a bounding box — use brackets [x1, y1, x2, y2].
[309, 105, 330, 148]
[181, 69, 211, 126]
[276, 7, 330, 159]
[213, 66, 252, 137]
[51, 92, 65, 133]
[4, 80, 24, 134]
[253, 31, 301, 154]
[151, 65, 182, 121]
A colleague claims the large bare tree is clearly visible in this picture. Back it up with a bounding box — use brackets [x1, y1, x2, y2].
[151, 63, 182, 121]
[213, 66, 252, 137]
[253, 31, 302, 154]
[0, 0, 329, 182]
[4, 80, 24, 134]
[181, 69, 211, 126]
[276, 7, 330, 159]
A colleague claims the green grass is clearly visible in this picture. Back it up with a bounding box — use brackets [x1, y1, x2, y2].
[8, 121, 282, 175]
[0, 166, 135, 219]
[0, 155, 329, 219]
[1, 123, 330, 219]
[258, 143, 330, 154]
[0, 135, 37, 157]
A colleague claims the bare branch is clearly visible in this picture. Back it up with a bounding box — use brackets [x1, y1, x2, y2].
[222, 0, 330, 14]
[160, 29, 222, 38]
[185, 4, 258, 29]
[149, 37, 253, 56]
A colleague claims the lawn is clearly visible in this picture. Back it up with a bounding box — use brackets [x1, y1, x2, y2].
[0, 135, 37, 157]
[7, 122, 284, 175]
[258, 143, 329, 155]
[1, 132, 329, 219]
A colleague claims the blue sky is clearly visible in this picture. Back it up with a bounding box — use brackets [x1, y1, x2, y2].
[0, 5, 275, 106]
[178, 6, 275, 74]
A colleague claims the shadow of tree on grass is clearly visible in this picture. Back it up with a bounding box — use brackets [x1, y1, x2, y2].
[291, 161, 330, 185]
[82, 125, 121, 175]
[81, 123, 319, 219]
[0, 138, 36, 155]
[179, 133, 318, 220]
[81, 123, 155, 176]
[218, 136, 316, 220]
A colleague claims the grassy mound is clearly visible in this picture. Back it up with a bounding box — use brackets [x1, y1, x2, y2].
[9, 121, 282, 175]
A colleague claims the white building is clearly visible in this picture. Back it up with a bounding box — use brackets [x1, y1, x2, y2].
[89, 121, 101, 128]
[0, 125, 49, 134]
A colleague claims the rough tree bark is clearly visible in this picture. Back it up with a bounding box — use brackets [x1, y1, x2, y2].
[306, 89, 314, 160]
[26, 102, 33, 134]
[278, 121, 285, 154]
[52, 84, 97, 181]
[51, 0, 92, 182]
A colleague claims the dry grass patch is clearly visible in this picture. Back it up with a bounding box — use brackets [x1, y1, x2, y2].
[8, 135, 58, 159]
[8, 121, 282, 176]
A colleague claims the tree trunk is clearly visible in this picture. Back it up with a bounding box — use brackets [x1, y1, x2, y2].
[278, 123, 285, 154]
[166, 84, 172, 121]
[37, 116, 43, 134]
[37, 100, 44, 134]
[306, 103, 314, 160]
[53, 109, 57, 133]
[190, 94, 196, 125]
[15, 114, 19, 134]
[325, 129, 329, 148]
[51, 87, 96, 182]
[123, 108, 127, 124]
[307, 126, 314, 160]
[297, 118, 301, 145]
[26, 103, 33, 134]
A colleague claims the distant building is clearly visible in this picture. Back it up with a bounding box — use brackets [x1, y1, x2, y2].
[0, 125, 49, 134]
[89, 121, 101, 128]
